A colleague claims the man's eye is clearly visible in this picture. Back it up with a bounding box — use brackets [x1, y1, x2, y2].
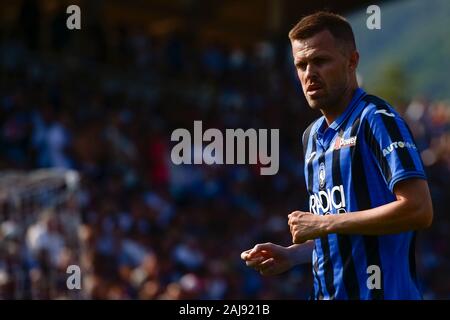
[314, 58, 327, 66]
[297, 62, 307, 70]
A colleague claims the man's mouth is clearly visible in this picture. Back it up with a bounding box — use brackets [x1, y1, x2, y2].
[306, 84, 324, 97]
[306, 84, 323, 92]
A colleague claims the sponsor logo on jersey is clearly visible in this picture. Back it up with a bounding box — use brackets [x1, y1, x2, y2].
[310, 185, 347, 215]
[382, 141, 417, 157]
[334, 136, 357, 150]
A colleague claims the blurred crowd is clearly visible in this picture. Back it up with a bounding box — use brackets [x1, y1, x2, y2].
[0, 1, 449, 299]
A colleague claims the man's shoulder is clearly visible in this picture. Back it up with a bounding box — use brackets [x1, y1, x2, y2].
[360, 93, 401, 122]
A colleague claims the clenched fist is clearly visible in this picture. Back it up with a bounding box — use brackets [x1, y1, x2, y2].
[288, 210, 328, 243]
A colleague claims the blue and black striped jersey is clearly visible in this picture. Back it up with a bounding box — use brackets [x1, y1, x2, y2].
[302, 88, 426, 300]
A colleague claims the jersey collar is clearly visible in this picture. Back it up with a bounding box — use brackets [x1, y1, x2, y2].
[329, 87, 366, 131]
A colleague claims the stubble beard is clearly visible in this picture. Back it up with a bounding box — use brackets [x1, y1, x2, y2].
[306, 84, 348, 114]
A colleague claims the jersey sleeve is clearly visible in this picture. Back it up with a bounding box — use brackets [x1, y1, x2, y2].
[302, 120, 317, 157]
[362, 107, 427, 192]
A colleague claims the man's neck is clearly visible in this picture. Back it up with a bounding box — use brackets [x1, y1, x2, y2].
[322, 86, 358, 126]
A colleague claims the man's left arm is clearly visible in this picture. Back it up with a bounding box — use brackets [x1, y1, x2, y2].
[289, 178, 433, 243]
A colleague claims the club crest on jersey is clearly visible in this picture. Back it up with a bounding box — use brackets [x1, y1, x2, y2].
[318, 162, 326, 188]
[333, 136, 357, 150]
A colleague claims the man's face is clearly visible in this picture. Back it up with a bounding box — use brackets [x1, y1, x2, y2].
[291, 29, 356, 110]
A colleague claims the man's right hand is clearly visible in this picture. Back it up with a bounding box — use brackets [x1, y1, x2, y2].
[240, 242, 293, 276]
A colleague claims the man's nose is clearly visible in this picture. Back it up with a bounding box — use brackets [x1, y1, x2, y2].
[304, 64, 318, 82]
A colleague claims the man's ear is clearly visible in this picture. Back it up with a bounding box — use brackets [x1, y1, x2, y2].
[349, 50, 359, 70]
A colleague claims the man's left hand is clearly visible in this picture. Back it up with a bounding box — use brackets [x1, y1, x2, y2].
[288, 211, 328, 244]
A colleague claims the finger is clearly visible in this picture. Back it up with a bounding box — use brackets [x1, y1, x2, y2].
[288, 215, 296, 226]
[246, 256, 266, 268]
[292, 230, 298, 244]
[241, 249, 253, 260]
[259, 258, 275, 276]
[259, 257, 275, 270]
[247, 243, 273, 259]
[248, 250, 269, 261]
[290, 225, 296, 236]
[246, 249, 267, 261]
[289, 221, 296, 228]
[288, 211, 301, 219]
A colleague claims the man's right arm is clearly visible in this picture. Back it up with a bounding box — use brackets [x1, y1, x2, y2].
[288, 240, 314, 265]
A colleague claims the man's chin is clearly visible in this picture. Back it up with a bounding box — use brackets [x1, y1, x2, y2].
[306, 98, 325, 110]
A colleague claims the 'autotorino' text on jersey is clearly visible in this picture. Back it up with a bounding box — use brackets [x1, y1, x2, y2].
[171, 121, 279, 175]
